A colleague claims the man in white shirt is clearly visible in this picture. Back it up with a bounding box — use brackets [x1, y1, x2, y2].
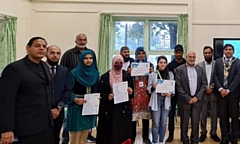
[120, 46, 134, 71]
[197, 46, 220, 142]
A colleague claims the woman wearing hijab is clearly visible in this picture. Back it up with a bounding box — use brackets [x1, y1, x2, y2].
[147, 56, 174, 144]
[66, 50, 99, 144]
[127, 47, 153, 144]
[96, 55, 134, 144]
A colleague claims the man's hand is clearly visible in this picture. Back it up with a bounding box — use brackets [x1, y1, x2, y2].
[0, 131, 14, 144]
[51, 109, 60, 119]
[74, 98, 86, 105]
[127, 68, 132, 74]
[206, 86, 213, 94]
[192, 97, 198, 103]
[220, 89, 228, 97]
[188, 99, 194, 104]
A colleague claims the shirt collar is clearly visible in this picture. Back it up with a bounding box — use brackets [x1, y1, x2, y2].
[205, 61, 212, 65]
[46, 62, 57, 69]
[186, 62, 196, 67]
[225, 57, 233, 61]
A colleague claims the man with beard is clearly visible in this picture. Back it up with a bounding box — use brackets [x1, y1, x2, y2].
[166, 44, 186, 142]
[197, 46, 220, 142]
[46, 45, 71, 144]
[175, 51, 206, 144]
[214, 44, 240, 144]
[120, 46, 134, 71]
[60, 33, 97, 143]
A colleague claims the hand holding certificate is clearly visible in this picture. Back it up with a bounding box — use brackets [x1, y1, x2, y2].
[131, 62, 150, 76]
[82, 93, 100, 116]
[113, 81, 129, 104]
[155, 79, 175, 94]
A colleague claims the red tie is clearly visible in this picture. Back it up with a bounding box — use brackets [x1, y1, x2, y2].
[51, 67, 55, 79]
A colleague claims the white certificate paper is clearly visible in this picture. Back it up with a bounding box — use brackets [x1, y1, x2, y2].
[131, 62, 150, 76]
[113, 81, 129, 104]
[82, 93, 100, 116]
[155, 80, 175, 94]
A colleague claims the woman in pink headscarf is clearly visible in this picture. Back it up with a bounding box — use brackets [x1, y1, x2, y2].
[96, 55, 134, 144]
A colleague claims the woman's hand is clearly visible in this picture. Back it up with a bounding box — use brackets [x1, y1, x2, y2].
[74, 98, 86, 105]
[164, 93, 171, 97]
[127, 87, 133, 95]
[108, 93, 114, 100]
[152, 83, 157, 89]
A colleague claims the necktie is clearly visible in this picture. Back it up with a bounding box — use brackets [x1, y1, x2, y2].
[223, 60, 229, 88]
[51, 66, 55, 79]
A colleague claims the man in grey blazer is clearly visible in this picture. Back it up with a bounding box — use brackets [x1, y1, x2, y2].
[197, 46, 220, 142]
[175, 51, 206, 144]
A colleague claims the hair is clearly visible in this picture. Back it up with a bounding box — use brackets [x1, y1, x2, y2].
[223, 44, 234, 51]
[76, 33, 87, 40]
[120, 46, 129, 52]
[203, 46, 213, 54]
[27, 37, 47, 47]
[47, 45, 60, 51]
[156, 56, 169, 79]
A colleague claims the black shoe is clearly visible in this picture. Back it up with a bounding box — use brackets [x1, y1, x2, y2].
[199, 135, 206, 142]
[166, 135, 173, 142]
[143, 139, 151, 144]
[210, 134, 220, 142]
[220, 140, 229, 144]
[87, 134, 96, 143]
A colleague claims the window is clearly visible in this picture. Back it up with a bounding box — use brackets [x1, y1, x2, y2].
[112, 17, 178, 68]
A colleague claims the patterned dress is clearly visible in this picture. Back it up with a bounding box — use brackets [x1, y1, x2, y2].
[131, 76, 151, 121]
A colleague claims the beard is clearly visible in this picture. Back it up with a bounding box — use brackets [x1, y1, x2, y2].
[47, 59, 59, 66]
[205, 57, 212, 63]
[123, 57, 129, 62]
[76, 45, 86, 48]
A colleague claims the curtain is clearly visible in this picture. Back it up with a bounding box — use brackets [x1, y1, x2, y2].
[0, 16, 17, 73]
[178, 14, 188, 57]
[97, 13, 113, 75]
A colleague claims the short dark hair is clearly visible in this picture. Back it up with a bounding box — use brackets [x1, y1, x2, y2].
[120, 46, 129, 52]
[203, 46, 213, 54]
[223, 44, 234, 51]
[27, 37, 47, 47]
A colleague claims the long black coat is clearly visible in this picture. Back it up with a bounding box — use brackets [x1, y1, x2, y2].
[96, 70, 134, 144]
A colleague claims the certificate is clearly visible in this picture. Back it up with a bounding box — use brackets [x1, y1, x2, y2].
[131, 62, 150, 76]
[155, 79, 175, 94]
[113, 81, 129, 104]
[82, 93, 100, 116]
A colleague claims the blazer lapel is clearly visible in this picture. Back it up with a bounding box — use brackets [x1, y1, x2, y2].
[210, 61, 215, 84]
[42, 61, 52, 83]
[183, 65, 191, 94]
[195, 65, 201, 90]
[24, 57, 46, 80]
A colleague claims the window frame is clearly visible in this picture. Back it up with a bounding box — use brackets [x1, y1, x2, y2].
[111, 16, 178, 59]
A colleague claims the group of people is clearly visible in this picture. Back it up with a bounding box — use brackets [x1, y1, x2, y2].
[0, 33, 239, 144]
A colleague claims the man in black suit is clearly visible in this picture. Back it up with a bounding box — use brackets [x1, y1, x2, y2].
[214, 44, 240, 144]
[175, 51, 206, 144]
[0, 37, 54, 144]
[46, 45, 71, 144]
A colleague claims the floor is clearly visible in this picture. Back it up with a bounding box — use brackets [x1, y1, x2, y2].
[82, 117, 240, 144]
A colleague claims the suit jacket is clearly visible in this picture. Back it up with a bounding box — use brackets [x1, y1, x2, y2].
[197, 60, 217, 101]
[0, 56, 54, 136]
[214, 57, 240, 97]
[175, 64, 206, 109]
[52, 65, 71, 108]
